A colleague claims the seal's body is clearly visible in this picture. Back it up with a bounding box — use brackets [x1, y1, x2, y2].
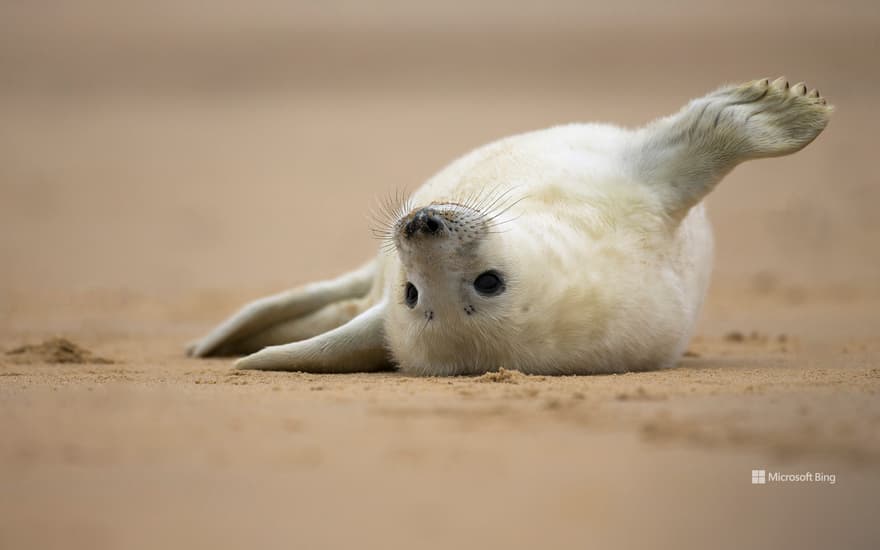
[189, 78, 830, 375]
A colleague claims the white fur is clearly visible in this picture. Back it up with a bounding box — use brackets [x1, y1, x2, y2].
[191, 78, 831, 375]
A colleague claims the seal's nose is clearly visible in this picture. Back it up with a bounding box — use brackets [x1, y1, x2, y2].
[404, 208, 445, 237]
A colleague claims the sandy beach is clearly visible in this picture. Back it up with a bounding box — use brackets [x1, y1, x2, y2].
[1, 2, 879, 548]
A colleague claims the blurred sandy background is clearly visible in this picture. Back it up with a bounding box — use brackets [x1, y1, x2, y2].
[1, 1, 879, 549]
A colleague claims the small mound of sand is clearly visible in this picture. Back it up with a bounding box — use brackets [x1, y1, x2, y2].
[474, 367, 528, 384]
[4, 338, 114, 365]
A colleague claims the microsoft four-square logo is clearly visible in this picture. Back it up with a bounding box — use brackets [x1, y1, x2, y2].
[751, 469, 766, 484]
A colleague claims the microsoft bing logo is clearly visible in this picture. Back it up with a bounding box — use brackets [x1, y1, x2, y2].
[750, 468, 836, 484]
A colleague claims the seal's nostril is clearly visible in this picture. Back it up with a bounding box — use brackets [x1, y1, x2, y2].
[424, 216, 441, 233]
[404, 209, 445, 238]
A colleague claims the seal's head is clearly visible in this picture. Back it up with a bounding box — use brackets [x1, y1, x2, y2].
[385, 201, 520, 375]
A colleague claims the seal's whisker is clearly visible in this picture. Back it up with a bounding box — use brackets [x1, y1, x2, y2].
[368, 187, 413, 250]
[379, 241, 398, 254]
[459, 184, 495, 215]
[480, 187, 524, 221]
[459, 186, 492, 217]
[488, 215, 522, 227]
[474, 184, 513, 215]
[483, 221, 519, 235]
[460, 188, 479, 210]
[485, 195, 529, 224]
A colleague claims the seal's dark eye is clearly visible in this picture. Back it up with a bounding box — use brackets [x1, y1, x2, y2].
[405, 282, 418, 308]
[473, 270, 505, 297]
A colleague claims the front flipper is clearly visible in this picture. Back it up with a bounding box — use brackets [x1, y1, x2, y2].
[233, 302, 390, 373]
[630, 77, 832, 218]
